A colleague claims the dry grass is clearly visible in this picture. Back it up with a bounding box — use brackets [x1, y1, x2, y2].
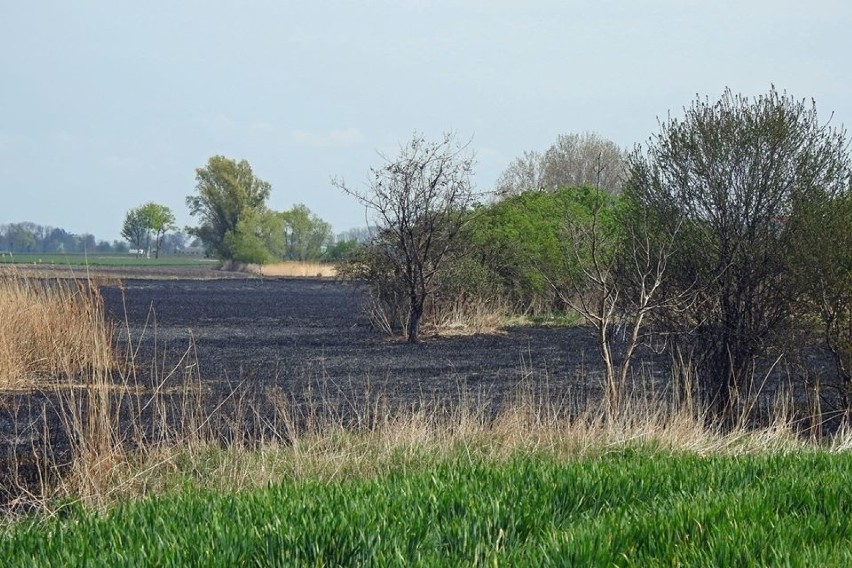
[7, 360, 846, 517]
[427, 297, 511, 337]
[226, 261, 337, 278]
[0, 268, 114, 390]
[44, 366, 838, 511]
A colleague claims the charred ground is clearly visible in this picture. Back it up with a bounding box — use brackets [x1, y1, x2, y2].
[101, 276, 654, 406]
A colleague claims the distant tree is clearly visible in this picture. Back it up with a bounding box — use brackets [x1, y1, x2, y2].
[159, 231, 187, 255]
[541, 132, 627, 193]
[626, 87, 851, 418]
[335, 132, 477, 343]
[223, 209, 284, 264]
[324, 239, 360, 262]
[139, 202, 177, 259]
[336, 226, 376, 244]
[3, 224, 36, 253]
[45, 227, 75, 253]
[494, 150, 544, 197]
[495, 133, 627, 197]
[281, 203, 333, 261]
[79, 233, 96, 252]
[186, 155, 272, 260]
[121, 206, 151, 256]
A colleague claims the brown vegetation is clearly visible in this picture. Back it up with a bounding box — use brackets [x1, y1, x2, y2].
[224, 260, 338, 278]
[0, 269, 113, 390]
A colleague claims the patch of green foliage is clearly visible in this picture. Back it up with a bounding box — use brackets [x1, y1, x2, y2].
[463, 185, 623, 313]
[0, 253, 217, 267]
[3, 449, 851, 566]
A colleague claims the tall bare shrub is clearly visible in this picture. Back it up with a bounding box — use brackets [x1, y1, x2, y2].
[335, 132, 477, 342]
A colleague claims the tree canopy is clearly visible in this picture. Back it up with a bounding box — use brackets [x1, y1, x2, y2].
[281, 204, 333, 261]
[495, 132, 627, 197]
[121, 202, 177, 258]
[186, 156, 272, 260]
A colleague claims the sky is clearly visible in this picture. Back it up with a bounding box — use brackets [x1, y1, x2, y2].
[1, 0, 850, 242]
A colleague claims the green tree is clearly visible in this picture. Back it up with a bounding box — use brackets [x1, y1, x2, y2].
[121, 206, 150, 256]
[223, 209, 285, 264]
[324, 239, 360, 262]
[186, 156, 272, 259]
[121, 203, 177, 258]
[626, 87, 851, 417]
[141, 202, 177, 259]
[466, 188, 579, 311]
[281, 204, 333, 261]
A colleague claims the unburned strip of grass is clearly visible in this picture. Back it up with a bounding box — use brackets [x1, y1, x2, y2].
[224, 260, 337, 278]
[0, 269, 113, 389]
[2, 449, 851, 566]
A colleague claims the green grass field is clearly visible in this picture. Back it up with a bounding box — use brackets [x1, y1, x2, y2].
[3, 449, 850, 566]
[0, 253, 218, 267]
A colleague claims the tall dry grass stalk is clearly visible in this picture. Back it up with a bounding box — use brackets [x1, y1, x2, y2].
[428, 296, 511, 337]
[0, 269, 113, 390]
[74, 374, 835, 508]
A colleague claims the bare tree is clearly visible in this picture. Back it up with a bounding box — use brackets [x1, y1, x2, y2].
[494, 150, 544, 198]
[541, 132, 627, 193]
[335, 132, 477, 343]
[548, 189, 685, 413]
[495, 132, 627, 198]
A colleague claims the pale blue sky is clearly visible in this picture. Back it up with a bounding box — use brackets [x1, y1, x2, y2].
[2, 1, 850, 241]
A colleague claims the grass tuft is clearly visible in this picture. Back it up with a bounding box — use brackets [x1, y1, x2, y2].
[0, 268, 113, 390]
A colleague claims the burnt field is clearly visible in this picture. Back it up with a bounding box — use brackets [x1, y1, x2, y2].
[0, 272, 836, 508]
[0, 274, 668, 508]
[100, 277, 667, 408]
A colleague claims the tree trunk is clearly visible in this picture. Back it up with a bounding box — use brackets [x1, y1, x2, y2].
[407, 299, 423, 343]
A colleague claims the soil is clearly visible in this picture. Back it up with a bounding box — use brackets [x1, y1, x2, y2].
[100, 276, 654, 406]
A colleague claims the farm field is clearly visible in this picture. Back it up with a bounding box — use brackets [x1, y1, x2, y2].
[0, 276, 626, 495]
[3, 450, 851, 566]
[0, 252, 217, 267]
[2, 272, 849, 566]
[96, 276, 671, 414]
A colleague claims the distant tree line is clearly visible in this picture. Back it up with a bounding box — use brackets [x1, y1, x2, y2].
[3, 157, 363, 263]
[184, 155, 347, 264]
[0, 222, 128, 254]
